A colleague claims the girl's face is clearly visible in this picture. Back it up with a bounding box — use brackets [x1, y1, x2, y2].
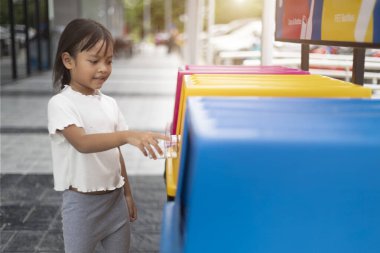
[62, 40, 113, 95]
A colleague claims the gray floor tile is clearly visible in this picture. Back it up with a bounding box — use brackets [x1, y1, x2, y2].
[37, 231, 64, 252]
[131, 233, 161, 251]
[0, 231, 15, 251]
[2, 231, 44, 251]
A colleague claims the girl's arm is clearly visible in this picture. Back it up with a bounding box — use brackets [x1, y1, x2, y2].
[60, 124, 168, 159]
[119, 147, 137, 222]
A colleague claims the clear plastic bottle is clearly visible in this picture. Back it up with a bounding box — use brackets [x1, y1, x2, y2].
[149, 135, 180, 159]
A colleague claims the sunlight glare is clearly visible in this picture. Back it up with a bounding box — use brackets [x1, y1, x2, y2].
[235, 0, 246, 5]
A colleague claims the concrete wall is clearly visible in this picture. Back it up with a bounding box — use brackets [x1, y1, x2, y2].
[50, 0, 125, 64]
[52, 0, 124, 35]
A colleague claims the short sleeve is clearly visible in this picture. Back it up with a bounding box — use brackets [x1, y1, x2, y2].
[48, 94, 83, 134]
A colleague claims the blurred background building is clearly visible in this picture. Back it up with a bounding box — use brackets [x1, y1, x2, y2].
[1, 0, 266, 85]
[0, 0, 125, 85]
[2, 0, 378, 86]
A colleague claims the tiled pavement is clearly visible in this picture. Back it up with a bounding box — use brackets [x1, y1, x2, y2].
[0, 44, 183, 252]
[0, 174, 166, 253]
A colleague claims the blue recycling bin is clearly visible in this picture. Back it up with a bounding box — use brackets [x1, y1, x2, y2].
[161, 97, 380, 253]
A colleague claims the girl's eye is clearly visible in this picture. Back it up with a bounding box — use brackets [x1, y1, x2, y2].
[89, 60, 98, 64]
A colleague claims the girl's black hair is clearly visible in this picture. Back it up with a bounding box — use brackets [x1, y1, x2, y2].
[53, 19, 113, 92]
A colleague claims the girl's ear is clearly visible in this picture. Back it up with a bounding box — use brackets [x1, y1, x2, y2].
[61, 52, 74, 69]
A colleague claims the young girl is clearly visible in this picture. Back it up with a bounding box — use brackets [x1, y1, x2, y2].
[47, 19, 167, 253]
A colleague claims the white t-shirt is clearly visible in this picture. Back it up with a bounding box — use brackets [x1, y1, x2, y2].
[47, 85, 128, 192]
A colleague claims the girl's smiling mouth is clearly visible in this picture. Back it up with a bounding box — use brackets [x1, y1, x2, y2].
[94, 76, 107, 81]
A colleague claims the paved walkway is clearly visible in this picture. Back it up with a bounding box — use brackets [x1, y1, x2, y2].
[0, 44, 183, 252]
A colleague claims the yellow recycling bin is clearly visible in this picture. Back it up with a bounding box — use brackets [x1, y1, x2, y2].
[165, 74, 372, 199]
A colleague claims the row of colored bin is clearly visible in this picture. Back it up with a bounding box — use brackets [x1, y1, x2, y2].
[165, 65, 372, 199]
[161, 97, 380, 253]
[171, 65, 310, 134]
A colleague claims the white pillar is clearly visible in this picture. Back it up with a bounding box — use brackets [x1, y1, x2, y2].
[206, 0, 215, 64]
[185, 0, 203, 64]
[261, 0, 276, 65]
[197, 0, 205, 63]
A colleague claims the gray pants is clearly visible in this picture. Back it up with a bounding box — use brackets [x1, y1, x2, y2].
[62, 188, 130, 253]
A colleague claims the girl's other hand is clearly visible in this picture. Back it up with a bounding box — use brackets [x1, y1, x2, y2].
[125, 195, 137, 222]
[126, 131, 169, 159]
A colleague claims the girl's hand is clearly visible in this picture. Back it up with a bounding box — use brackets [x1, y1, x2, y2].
[125, 195, 137, 222]
[126, 131, 169, 159]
